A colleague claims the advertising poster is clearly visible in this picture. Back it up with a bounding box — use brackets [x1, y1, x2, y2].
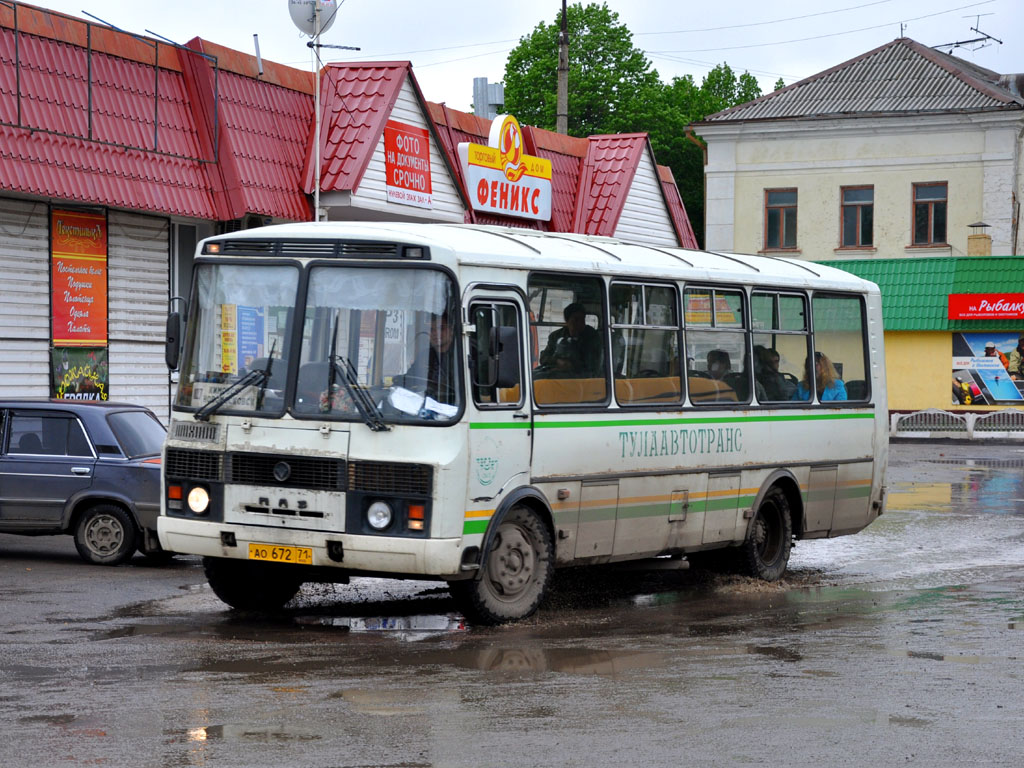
[51, 347, 109, 400]
[384, 120, 432, 209]
[237, 306, 265, 369]
[951, 332, 1023, 405]
[50, 209, 108, 346]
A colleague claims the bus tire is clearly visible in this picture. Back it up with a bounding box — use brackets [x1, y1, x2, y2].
[739, 486, 792, 581]
[203, 557, 302, 611]
[74, 504, 137, 565]
[450, 505, 553, 625]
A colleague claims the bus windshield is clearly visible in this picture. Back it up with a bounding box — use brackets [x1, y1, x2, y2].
[174, 261, 461, 424]
[295, 266, 460, 424]
[176, 263, 299, 417]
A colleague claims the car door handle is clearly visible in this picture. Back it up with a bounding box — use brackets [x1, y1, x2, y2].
[513, 412, 530, 420]
[71, 467, 92, 475]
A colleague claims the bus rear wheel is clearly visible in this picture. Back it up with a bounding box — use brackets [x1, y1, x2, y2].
[739, 486, 793, 581]
[450, 505, 553, 625]
[203, 557, 302, 611]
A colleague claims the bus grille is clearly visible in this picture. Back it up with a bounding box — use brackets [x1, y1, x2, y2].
[165, 448, 224, 481]
[164, 449, 432, 496]
[230, 453, 345, 492]
[349, 461, 432, 496]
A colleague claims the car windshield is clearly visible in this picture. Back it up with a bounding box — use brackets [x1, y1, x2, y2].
[175, 264, 299, 417]
[295, 266, 461, 424]
[107, 410, 166, 458]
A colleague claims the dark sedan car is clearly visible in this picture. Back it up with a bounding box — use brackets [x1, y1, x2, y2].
[0, 399, 166, 565]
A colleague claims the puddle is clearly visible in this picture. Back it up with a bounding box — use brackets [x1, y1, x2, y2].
[169, 724, 322, 743]
[294, 613, 467, 638]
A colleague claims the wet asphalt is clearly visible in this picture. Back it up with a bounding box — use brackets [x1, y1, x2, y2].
[1, 440, 1023, 767]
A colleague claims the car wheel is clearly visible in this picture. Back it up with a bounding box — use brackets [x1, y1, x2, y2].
[203, 557, 302, 611]
[74, 504, 138, 565]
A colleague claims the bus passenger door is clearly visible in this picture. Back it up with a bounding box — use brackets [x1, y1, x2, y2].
[465, 295, 532, 504]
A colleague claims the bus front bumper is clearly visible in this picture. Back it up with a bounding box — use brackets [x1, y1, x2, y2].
[158, 516, 466, 578]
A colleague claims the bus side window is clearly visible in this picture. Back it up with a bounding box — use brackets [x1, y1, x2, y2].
[811, 294, 869, 403]
[528, 274, 608, 405]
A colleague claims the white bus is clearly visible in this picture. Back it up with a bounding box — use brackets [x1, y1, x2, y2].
[159, 222, 887, 624]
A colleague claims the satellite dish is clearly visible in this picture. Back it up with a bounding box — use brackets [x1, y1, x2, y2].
[288, 0, 338, 37]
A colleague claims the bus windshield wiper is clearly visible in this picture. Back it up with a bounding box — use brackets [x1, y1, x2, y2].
[330, 355, 390, 432]
[324, 311, 389, 432]
[194, 339, 277, 421]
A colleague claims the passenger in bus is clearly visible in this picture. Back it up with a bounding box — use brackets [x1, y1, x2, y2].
[706, 349, 731, 380]
[537, 302, 602, 378]
[400, 313, 457, 403]
[755, 346, 796, 401]
[793, 351, 847, 401]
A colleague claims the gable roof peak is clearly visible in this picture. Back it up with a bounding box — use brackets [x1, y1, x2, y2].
[696, 36, 1022, 125]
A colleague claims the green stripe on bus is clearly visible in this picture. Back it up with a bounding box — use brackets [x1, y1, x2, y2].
[533, 413, 875, 429]
[463, 519, 489, 535]
[469, 412, 875, 430]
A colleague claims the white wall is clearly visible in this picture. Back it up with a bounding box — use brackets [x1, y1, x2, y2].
[702, 113, 1022, 259]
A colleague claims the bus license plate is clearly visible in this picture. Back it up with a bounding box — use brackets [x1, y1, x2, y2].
[248, 543, 313, 565]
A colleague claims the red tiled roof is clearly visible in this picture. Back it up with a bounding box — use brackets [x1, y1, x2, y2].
[658, 165, 699, 249]
[0, 16, 218, 219]
[306, 62, 409, 194]
[573, 134, 646, 236]
[185, 39, 313, 221]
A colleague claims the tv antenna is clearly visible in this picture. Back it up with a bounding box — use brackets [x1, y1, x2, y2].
[932, 14, 1003, 54]
[288, 0, 358, 222]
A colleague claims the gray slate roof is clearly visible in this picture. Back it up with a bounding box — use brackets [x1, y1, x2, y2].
[696, 38, 1024, 124]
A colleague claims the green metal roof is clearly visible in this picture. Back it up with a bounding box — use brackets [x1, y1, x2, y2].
[817, 256, 1024, 331]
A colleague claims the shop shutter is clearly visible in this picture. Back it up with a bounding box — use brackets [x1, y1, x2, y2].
[0, 198, 51, 397]
[108, 211, 171, 422]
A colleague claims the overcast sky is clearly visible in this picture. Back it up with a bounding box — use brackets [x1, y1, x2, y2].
[24, 0, 1024, 112]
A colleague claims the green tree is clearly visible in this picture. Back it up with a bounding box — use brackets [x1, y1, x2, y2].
[504, 6, 762, 248]
[774, 77, 786, 91]
[503, 2, 661, 137]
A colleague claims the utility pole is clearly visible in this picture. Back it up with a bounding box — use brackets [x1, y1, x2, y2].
[556, 0, 569, 135]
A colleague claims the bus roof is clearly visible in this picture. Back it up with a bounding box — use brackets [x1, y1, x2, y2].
[202, 222, 879, 294]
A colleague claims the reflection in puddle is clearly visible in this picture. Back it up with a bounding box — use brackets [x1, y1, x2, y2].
[172, 724, 321, 743]
[295, 613, 466, 640]
[415, 645, 669, 676]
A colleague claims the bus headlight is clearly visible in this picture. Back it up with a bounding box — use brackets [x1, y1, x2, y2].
[187, 486, 211, 514]
[367, 501, 393, 530]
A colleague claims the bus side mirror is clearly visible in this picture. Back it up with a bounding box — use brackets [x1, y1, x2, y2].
[492, 325, 520, 389]
[165, 312, 182, 370]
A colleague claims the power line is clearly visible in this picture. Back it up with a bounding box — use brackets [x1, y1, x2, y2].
[649, 0, 996, 54]
[635, 0, 897, 37]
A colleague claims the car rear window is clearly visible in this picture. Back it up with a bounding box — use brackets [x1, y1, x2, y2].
[107, 411, 166, 458]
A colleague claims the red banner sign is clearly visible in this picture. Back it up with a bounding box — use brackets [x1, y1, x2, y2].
[384, 120, 432, 209]
[948, 293, 1024, 320]
[51, 210, 108, 346]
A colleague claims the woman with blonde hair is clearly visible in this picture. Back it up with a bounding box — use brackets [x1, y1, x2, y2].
[793, 351, 847, 401]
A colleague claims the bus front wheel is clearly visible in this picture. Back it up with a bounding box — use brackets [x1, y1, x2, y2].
[203, 557, 302, 611]
[739, 487, 793, 581]
[450, 505, 553, 625]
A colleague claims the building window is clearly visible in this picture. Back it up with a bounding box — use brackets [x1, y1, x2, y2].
[841, 186, 873, 247]
[913, 182, 947, 245]
[765, 189, 797, 250]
